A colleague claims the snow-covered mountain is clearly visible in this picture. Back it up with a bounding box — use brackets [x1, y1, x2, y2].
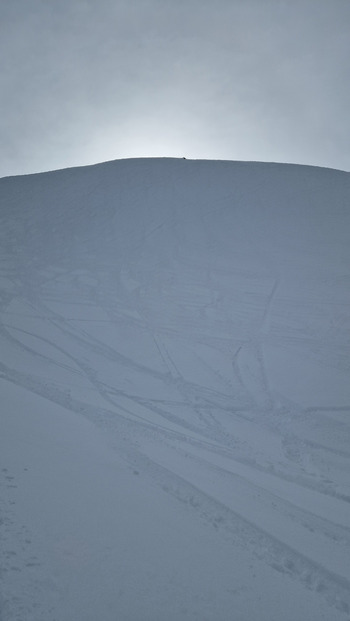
[1, 158, 350, 620]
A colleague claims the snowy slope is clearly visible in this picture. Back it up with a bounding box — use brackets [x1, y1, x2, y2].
[1, 158, 350, 620]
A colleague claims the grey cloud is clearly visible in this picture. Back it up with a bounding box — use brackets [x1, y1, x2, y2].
[0, 0, 349, 176]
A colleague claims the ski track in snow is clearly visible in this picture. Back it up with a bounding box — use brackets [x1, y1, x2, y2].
[1, 158, 350, 620]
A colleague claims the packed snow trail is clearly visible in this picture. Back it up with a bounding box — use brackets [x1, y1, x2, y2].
[1, 158, 350, 620]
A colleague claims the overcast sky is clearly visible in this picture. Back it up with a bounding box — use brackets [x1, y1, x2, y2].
[1, 0, 349, 177]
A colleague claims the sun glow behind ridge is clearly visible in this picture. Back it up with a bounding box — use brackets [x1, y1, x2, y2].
[84, 120, 195, 163]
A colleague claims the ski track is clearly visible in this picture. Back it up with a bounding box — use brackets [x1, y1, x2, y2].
[2, 283, 350, 615]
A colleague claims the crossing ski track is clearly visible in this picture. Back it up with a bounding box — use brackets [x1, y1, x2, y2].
[1, 158, 350, 620]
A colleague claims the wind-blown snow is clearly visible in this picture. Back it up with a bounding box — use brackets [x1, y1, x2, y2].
[1, 158, 350, 620]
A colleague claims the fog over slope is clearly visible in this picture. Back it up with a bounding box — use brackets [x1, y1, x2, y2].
[1, 158, 350, 620]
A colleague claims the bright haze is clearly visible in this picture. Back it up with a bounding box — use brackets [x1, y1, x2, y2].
[1, 0, 350, 178]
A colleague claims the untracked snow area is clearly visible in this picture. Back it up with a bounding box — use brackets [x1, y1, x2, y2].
[1, 158, 350, 620]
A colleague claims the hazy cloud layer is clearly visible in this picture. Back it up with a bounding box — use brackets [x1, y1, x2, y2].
[1, 0, 349, 176]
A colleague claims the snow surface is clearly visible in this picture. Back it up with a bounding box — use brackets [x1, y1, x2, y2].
[1, 157, 350, 620]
